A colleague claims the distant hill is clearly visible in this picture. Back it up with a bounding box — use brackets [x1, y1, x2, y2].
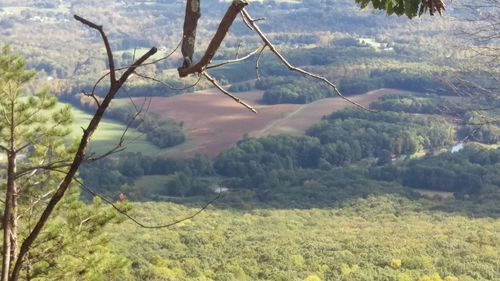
[0, 0, 473, 82]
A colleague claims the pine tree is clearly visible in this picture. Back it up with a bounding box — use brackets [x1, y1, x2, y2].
[0, 46, 129, 280]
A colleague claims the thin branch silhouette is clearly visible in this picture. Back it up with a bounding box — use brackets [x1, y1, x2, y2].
[240, 8, 371, 111]
[74, 177, 222, 229]
[203, 72, 257, 113]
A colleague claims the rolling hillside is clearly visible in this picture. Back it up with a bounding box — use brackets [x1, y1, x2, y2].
[119, 88, 406, 158]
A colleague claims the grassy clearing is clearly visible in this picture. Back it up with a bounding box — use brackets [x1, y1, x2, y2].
[67, 105, 161, 155]
[67, 104, 194, 156]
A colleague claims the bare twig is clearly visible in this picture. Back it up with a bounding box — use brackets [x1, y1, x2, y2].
[206, 46, 261, 69]
[82, 91, 101, 108]
[235, 42, 242, 59]
[78, 215, 98, 232]
[133, 71, 203, 91]
[255, 44, 267, 80]
[240, 8, 371, 111]
[141, 38, 183, 67]
[203, 72, 257, 113]
[90, 73, 108, 100]
[240, 10, 255, 32]
[84, 92, 148, 162]
[86, 38, 182, 98]
[74, 176, 221, 229]
[16, 191, 54, 221]
[74, 15, 116, 84]
[15, 161, 73, 179]
[86, 72, 198, 163]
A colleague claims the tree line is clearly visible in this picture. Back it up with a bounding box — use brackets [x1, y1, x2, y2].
[369, 93, 452, 114]
[61, 93, 186, 148]
[80, 108, 477, 208]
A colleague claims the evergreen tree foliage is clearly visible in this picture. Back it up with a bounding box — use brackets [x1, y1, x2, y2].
[0, 46, 128, 280]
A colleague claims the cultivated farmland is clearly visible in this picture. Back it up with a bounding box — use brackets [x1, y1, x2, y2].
[122, 88, 402, 158]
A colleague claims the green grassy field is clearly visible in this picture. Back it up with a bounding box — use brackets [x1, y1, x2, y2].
[67, 104, 198, 157]
[68, 105, 163, 155]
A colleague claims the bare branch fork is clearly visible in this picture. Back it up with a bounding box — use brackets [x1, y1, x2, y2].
[240, 8, 370, 111]
[203, 72, 257, 113]
[176, 1, 369, 112]
[206, 47, 261, 70]
[177, 0, 249, 77]
[79, 42, 200, 162]
[9, 15, 158, 281]
[88, 38, 187, 96]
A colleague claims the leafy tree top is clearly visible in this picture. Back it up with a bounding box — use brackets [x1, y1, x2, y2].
[355, 0, 446, 18]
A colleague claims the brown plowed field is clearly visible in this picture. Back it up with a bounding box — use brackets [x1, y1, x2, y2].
[130, 88, 407, 158]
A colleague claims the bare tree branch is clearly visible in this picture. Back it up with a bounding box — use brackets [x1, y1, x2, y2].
[74, 15, 116, 84]
[74, 177, 221, 229]
[206, 46, 261, 70]
[15, 161, 73, 179]
[178, 0, 248, 77]
[203, 72, 257, 113]
[181, 0, 201, 68]
[83, 90, 101, 108]
[255, 44, 267, 80]
[86, 38, 183, 100]
[15, 165, 222, 230]
[133, 71, 203, 91]
[240, 8, 371, 111]
[422, 0, 446, 16]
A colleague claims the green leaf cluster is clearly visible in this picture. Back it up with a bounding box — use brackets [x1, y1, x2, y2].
[355, 0, 427, 18]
